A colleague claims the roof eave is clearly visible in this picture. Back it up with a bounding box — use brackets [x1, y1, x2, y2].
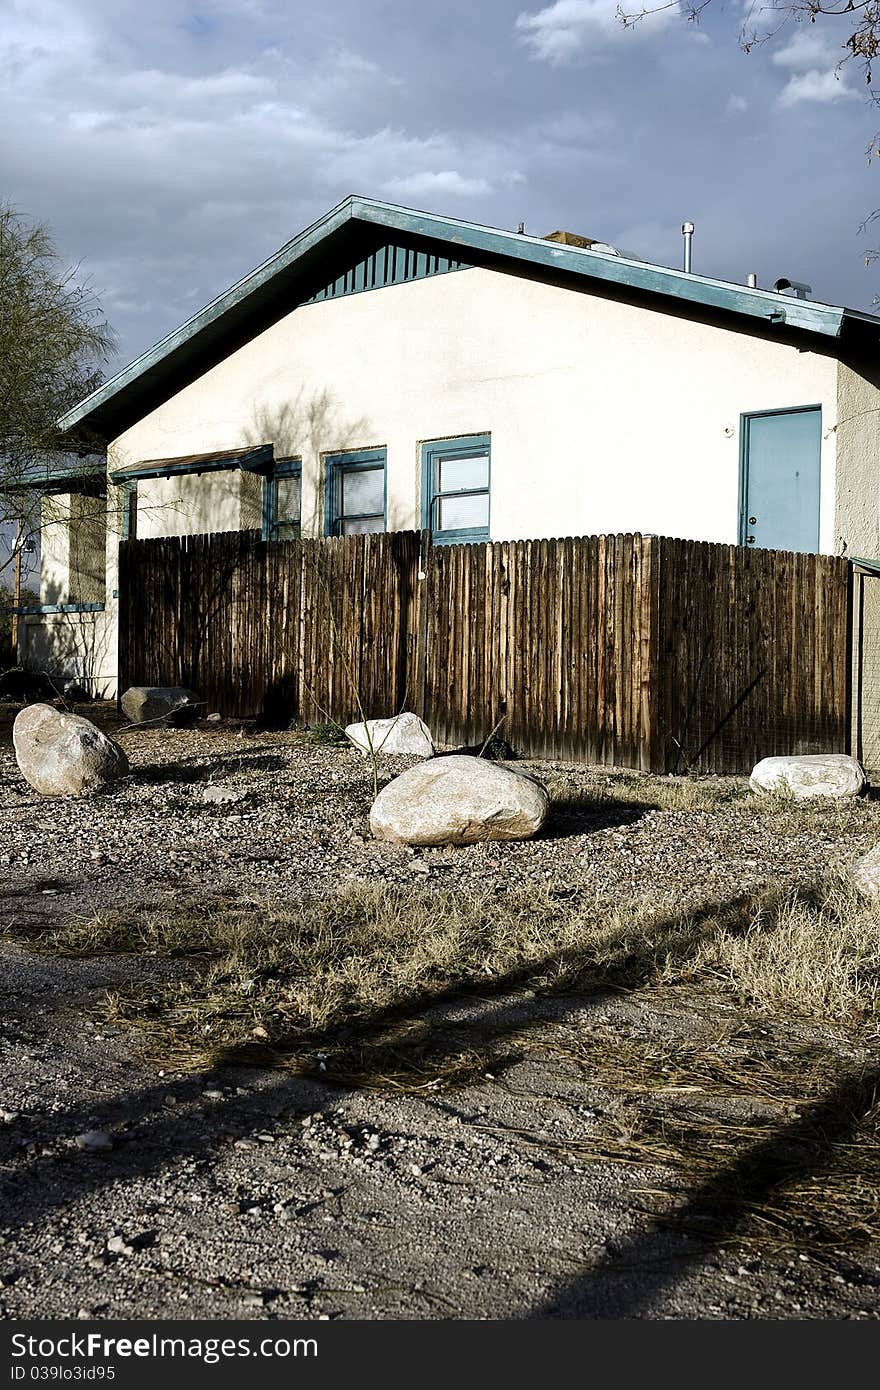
[61, 194, 874, 441]
[58, 197, 360, 435]
[352, 197, 848, 340]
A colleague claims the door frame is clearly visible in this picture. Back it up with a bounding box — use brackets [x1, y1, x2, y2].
[738, 404, 822, 549]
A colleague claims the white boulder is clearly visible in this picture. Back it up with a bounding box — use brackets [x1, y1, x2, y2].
[369, 754, 549, 845]
[346, 712, 434, 759]
[749, 754, 865, 800]
[13, 704, 129, 797]
[849, 844, 880, 899]
[120, 686, 202, 725]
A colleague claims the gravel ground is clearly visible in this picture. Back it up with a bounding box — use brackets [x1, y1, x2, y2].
[1, 705, 879, 1320]
[2, 706, 878, 922]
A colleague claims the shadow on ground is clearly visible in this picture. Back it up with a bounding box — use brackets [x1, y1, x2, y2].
[0, 879, 877, 1317]
[545, 797, 658, 839]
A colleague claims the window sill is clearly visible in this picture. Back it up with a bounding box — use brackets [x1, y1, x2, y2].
[14, 603, 106, 615]
[431, 530, 490, 546]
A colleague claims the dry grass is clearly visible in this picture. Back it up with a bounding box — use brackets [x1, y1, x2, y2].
[690, 875, 880, 1021]
[524, 1024, 880, 1250]
[9, 872, 879, 1067]
[5, 869, 880, 1250]
[543, 767, 746, 813]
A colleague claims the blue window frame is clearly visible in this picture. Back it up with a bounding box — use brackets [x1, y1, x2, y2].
[121, 481, 138, 541]
[262, 458, 302, 541]
[325, 448, 386, 536]
[421, 434, 490, 544]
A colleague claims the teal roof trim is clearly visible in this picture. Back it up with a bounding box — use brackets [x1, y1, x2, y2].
[851, 555, 880, 577]
[60, 195, 880, 441]
[306, 239, 467, 302]
[352, 197, 850, 339]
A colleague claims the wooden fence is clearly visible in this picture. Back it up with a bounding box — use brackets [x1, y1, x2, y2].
[117, 529, 851, 774]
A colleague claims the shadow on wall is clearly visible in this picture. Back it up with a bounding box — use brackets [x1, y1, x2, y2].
[244, 388, 386, 537]
[16, 574, 115, 700]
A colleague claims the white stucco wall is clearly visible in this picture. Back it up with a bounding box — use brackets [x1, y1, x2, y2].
[108, 266, 844, 552]
[135, 469, 261, 539]
[29, 266, 875, 697]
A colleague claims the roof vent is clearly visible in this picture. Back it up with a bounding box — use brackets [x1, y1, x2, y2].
[774, 276, 812, 300]
[544, 229, 623, 257]
[545, 229, 596, 249]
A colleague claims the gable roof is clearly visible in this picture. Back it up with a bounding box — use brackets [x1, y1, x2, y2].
[60, 194, 880, 443]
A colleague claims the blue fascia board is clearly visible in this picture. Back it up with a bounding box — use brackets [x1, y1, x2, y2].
[60, 200, 360, 433]
[14, 602, 106, 615]
[851, 555, 880, 576]
[1, 467, 106, 495]
[352, 197, 848, 340]
[60, 194, 880, 441]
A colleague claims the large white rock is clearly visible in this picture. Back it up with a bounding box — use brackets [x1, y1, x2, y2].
[13, 704, 129, 797]
[120, 686, 202, 725]
[848, 844, 880, 898]
[346, 713, 434, 759]
[369, 754, 549, 845]
[749, 753, 865, 800]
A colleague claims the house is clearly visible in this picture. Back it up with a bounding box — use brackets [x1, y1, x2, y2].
[16, 194, 880, 738]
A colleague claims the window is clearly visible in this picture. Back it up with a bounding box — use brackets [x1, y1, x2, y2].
[421, 434, 490, 543]
[263, 459, 302, 540]
[121, 481, 138, 541]
[325, 448, 386, 536]
[38, 490, 106, 610]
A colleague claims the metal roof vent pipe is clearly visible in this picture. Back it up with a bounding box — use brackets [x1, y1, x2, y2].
[774, 276, 812, 300]
[746, 272, 758, 289]
[681, 221, 694, 273]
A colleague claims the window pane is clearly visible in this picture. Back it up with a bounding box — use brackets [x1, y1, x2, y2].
[438, 452, 489, 493]
[272, 520, 300, 541]
[439, 492, 489, 533]
[342, 515, 385, 536]
[341, 466, 384, 517]
[275, 474, 301, 522]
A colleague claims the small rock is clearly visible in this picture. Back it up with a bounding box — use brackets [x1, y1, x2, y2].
[200, 784, 246, 805]
[345, 713, 434, 760]
[206, 713, 222, 723]
[106, 1236, 134, 1257]
[749, 753, 865, 800]
[74, 1130, 113, 1153]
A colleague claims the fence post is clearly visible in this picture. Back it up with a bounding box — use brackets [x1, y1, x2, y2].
[411, 529, 432, 722]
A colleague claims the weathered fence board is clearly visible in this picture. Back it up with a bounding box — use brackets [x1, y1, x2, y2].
[118, 529, 851, 774]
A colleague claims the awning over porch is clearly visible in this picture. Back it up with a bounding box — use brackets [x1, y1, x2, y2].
[108, 443, 273, 484]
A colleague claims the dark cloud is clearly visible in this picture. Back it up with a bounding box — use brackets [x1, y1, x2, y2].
[2, 0, 877, 375]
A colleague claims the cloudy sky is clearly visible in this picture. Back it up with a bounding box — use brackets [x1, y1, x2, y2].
[3, 0, 880, 374]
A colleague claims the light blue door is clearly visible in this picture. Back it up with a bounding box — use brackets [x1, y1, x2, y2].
[741, 407, 821, 553]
